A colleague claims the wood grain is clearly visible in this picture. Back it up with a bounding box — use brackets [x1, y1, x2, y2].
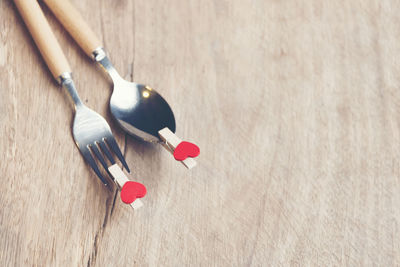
[2, 0, 400, 266]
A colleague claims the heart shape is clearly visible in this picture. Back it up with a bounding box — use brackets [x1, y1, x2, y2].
[173, 141, 200, 161]
[120, 181, 147, 204]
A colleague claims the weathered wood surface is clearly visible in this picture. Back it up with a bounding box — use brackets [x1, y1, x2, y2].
[1, 0, 400, 266]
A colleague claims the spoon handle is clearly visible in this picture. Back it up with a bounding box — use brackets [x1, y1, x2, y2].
[43, 0, 102, 58]
[14, 0, 71, 80]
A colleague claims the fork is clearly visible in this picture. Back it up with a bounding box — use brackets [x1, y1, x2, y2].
[14, 0, 145, 208]
[62, 72, 130, 186]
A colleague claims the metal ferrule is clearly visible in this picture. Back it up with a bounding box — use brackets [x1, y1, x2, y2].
[58, 72, 83, 109]
[92, 47, 123, 82]
[92, 46, 106, 61]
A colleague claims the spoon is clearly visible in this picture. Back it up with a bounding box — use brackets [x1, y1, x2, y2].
[43, 0, 176, 143]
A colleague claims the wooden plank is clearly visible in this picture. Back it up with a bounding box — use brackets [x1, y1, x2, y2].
[2, 0, 400, 266]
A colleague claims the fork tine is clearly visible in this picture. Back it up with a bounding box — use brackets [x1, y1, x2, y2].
[99, 140, 116, 165]
[81, 147, 109, 186]
[106, 137, 130, 172]
[91, 144, 111, 176]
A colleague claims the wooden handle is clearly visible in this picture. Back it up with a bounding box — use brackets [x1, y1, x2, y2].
[43, 0, 102, 57]
[14, 0, 71, 79]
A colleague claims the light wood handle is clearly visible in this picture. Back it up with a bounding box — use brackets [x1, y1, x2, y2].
[43, 0, 102, 58]
[14, 0, 71, 79]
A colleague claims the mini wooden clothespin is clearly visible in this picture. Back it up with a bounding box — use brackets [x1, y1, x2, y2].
[158, 127, 200, 169]
[108, 164, 146, 210]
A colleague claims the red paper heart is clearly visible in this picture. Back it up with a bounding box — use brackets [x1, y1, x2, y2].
[173, 141, 200, 161]
[120, 181, 147, 204]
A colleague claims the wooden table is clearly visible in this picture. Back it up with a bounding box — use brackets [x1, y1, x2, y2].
[1, 0, 400, 266]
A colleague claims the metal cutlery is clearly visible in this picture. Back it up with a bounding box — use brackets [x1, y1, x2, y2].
[14, 0, 145, 209]
[43, 0, 200, 168]
[43, 0, 177, 143]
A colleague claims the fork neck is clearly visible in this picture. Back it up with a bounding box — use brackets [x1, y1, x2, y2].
[92, 47, 123, 83]
[59, 72, 84, 109]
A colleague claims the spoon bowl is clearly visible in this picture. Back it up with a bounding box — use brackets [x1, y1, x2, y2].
[110, 80, 176, 143]
[94, 48, 176, 143]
